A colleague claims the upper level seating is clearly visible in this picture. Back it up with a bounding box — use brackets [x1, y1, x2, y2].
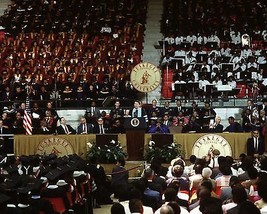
[0, 0, 148, 104]
[160, 0, 267, 101]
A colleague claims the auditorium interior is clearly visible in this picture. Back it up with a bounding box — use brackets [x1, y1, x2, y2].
[0, 0, 267, 213]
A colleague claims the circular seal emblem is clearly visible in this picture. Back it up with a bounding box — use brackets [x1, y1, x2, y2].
[130, 118, 140, 127]
[36, 136, 74, 157]
[130, 62, 161, 92]
[192, 134, 232, 158]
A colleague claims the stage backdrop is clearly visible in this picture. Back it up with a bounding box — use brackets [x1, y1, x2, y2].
[14, 133, 251, 160]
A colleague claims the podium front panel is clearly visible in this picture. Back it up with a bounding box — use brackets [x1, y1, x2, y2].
[151, 133, 173, 149]
[124, 117, 147, 130]
[96, 134, 118, 147]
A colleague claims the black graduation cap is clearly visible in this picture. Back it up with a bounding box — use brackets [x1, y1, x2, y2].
[0, 193, 11, 205]
[5, 165, 19, 175]
[20, 155, 30, 166]
[45, 167, 65, 181]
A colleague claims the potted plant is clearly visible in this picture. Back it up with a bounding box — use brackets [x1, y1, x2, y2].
[144, 141, 185, 163]
[87, 140, 127, 164]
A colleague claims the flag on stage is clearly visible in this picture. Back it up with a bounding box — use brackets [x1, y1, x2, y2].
[23, 97, 32, 135]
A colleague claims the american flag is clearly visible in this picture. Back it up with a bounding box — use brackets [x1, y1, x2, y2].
[23, 96, 32, 135]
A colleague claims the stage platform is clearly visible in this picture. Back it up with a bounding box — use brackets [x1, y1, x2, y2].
[14, 133, 251, 161]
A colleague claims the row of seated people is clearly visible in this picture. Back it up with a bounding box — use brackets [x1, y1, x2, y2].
[163, 32, 267, 50]
[0, 31, 143, 86]
[0, 0, 148, 35]
[161, 0, 267, 41]
[108, 148, 267, 213]
[0, 98, 266, 137]
[162, 46, 267, 67]
[0, 77, 138, 104]
[0, 152, 117, 213]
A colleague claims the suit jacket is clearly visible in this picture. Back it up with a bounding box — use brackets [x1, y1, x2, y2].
[56, 124, 76, 135]
[247, 137, 265, 156]
[208, 124, 224, 133]
[77, 123, 94, 134]
[172, 106, 186, 116]
[93, 124, 109, 134]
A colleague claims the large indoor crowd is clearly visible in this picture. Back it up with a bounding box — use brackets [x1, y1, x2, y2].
[1, 141, 267, 214]
[0, 0, 267, 213]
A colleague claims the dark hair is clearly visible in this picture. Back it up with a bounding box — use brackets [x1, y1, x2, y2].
[164, 187, 177, 202]
[129, 199, 142, 213]
[201, 179, 213, 192]
[189, 155, 197, 164]
[199, 197, 223, 214]
[247, 167, 258, 180]
[167, 202, 181, 214]
[111, 203, 126, 214]
[219, 164, 231, 176]
[232, 184, 247, 204]
[229, 176, 239, 187]
[118, 158, 125, 167]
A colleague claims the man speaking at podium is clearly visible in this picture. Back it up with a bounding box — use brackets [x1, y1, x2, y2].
[130, 100, 148, 123]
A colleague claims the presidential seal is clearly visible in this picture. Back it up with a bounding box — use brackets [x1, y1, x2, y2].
[130, 62, 161, 92]
[36, 136, 74, 157]
[130, 118, 140, 127]
[192, 134, 232, 158]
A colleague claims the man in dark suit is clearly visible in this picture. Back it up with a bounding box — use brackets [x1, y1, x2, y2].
[172, 100, 186, 117]
[247, 129, 265, 157]
[93, 117, 109, 134]
[77, 116, 94, 134]
[56, 117, 76, 135]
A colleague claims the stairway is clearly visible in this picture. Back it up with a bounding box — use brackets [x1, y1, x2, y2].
[141, 0, 164, 103]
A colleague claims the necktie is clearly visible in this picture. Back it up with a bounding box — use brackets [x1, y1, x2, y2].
[83, 124, 87, 133]
[255, 138, 258, 153]
[64, 125, 69, 134]
[134, 109, 137, 117]
[100, 125, 105, 134]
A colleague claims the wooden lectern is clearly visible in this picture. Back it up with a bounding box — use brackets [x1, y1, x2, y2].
[151, 133, 173, 149]
[124, 117, 147, 160]
[96, 134, 118, 148]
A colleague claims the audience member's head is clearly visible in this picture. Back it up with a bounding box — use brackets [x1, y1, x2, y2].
[197, 186, 211, 201]
[199, 197, 223, 214]
[202, 167, 212, 179]
[164, 187, 177, 202]
[247, 167, 258, 180]
[172, 165, 184, 177]
[232, 184, 248, 204]
[189, 155, 197, 164]
[167, 202, 181, 214]
[200, 180, 213, 193]
[129, 199, 143, 214]
[219, 164, 231, 176]
[111, 202, 126, 214]
[160, 205, 174, 214]
[142, 167, 154, 180]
